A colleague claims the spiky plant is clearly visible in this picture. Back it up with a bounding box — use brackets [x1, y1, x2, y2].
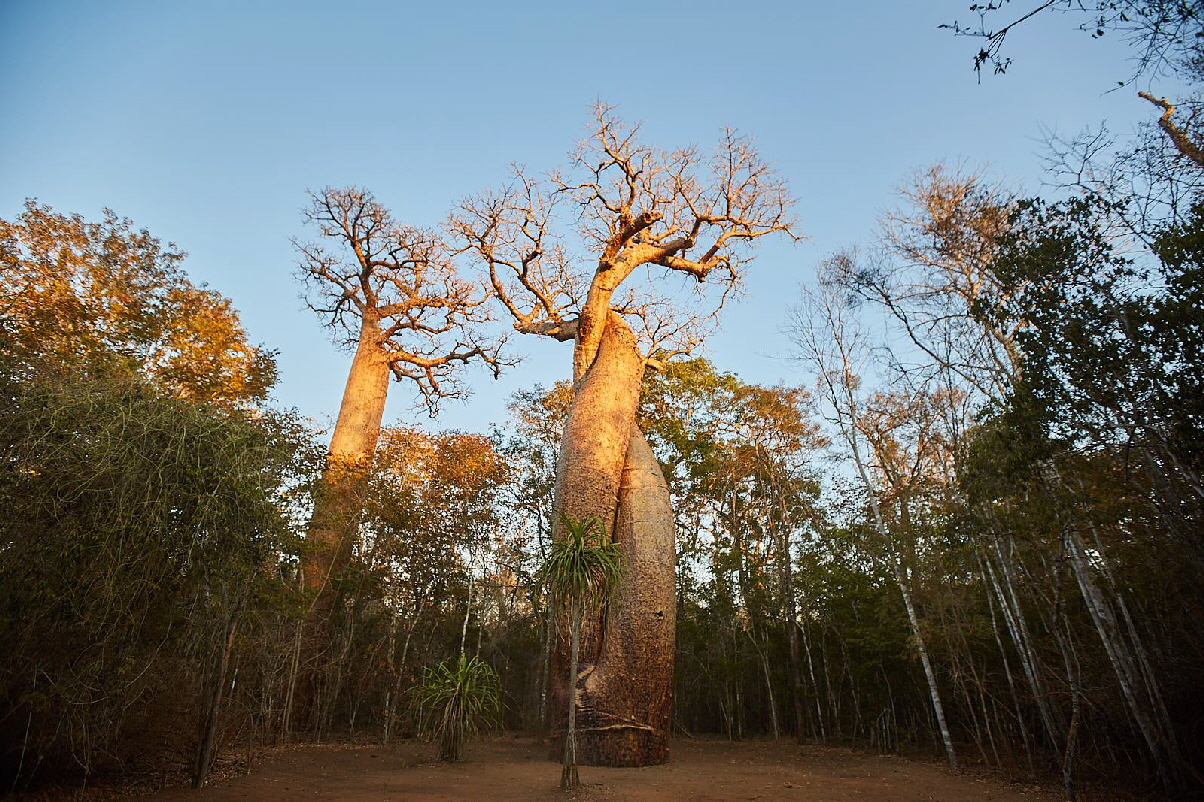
[535, 513, 623, 790]
[414, 653, 503, 762]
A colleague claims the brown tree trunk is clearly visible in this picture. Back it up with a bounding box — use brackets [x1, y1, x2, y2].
[193, 589, 245, 788]
[549, 312, 676, 767]
[294, 318, 389, 736]
[302, 316, 390, 602]
[773, 491, 806, 741]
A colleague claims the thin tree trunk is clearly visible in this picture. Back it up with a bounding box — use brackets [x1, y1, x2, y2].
[539, 603, 553, 733]
[892, 560, 957, 768]
[385, 612, 418, 745]
[773, 488, 806, 741]
[987, 537, 1062, 749]
[281, 623, 302, 743]
[749, 631, 780, 739]
[800, 616, 826, 741]
[562, 600, 583, 790]
[1053, 607, 1082, 802]
[820, 631, 839, 739]
[982, 557, 1035, 777]
[193, 588, 245, 788]
[460, 571, 474, 656]
[839, 379, 957, 768]
[382, 607, 399, 747]
[1064, 528, 1171, 786]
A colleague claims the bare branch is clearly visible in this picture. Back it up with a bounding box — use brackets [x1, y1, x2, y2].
[452, 106, 797, 380]
[1139, 91, 1204, 168]
[296, 186, 506, 413]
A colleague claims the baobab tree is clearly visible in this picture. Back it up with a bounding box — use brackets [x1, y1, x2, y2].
[295, 187, 503, 604]
[453, 107, 796, 766]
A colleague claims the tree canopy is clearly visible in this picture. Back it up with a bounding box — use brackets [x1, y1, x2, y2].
[1, 200, 276, 406]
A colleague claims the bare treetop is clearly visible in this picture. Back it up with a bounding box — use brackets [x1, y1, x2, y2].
[452, 106, 797, 377]
[296, 187, 505, 411]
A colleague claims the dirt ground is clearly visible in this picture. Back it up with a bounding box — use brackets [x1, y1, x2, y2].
[136, 734, 1061, 802]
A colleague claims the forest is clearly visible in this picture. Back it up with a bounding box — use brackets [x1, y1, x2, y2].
[2, 2, 1202, 800]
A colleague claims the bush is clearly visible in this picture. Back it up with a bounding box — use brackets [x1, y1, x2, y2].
[413, 654, 503, 761]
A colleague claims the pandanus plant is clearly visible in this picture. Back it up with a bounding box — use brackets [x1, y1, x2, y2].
[414, 653, 503, 762]
[536, 513, 623, 790]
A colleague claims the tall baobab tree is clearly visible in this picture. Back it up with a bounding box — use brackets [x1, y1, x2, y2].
[295, 187, 503, 604]
[453, 106, 796, 766]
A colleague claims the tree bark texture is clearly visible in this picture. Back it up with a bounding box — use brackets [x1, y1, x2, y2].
[303, 317, 390, 602]
[549, 312, 676, 767]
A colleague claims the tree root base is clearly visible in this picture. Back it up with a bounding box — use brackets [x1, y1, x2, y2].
[549, 729, 668, 767]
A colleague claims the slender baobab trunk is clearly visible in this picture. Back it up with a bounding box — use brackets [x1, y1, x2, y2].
[549, 312, 676, 767]
[303, 315, 390, 602]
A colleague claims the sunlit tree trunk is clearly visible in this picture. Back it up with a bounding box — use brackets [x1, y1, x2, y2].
[303, 315, 389, 603]
[548, 312, 676, 767]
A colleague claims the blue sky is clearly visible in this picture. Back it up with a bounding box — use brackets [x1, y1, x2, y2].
[0, 1, 1172, 435]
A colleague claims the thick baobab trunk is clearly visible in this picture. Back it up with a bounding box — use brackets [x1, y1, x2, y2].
[303, 317, 390, 601]
[577, 430, 676, 764]
[549, 312, 676, 767]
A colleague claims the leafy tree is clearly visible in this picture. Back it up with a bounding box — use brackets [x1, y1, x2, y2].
[984, 193, 1204, 560]
[0, 364, 311, 790]
[306, 426, 511, 741]
[492, 384, 574, 730]
[0, 200, 276, 405]
[789, 269, 960, 768]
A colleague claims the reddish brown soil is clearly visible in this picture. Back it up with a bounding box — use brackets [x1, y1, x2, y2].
[135, 734, 1060, 801]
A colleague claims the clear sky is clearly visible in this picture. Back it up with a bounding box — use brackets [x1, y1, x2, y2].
[0, 1, 1172, 436]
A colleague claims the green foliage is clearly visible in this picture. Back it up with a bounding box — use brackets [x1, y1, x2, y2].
[0, 363, 313, 787]
[982, 194, 1198, 451]
[535, 513, 622, 789]
[413, 654, 503, 762]
[535, 514, 622, 613]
